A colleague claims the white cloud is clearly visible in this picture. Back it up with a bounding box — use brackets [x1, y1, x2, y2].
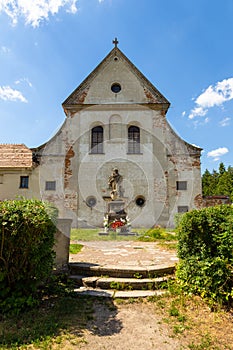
[0, 0, 78, 27]
[0, 85, 27, 102]
[14, 77, 33, 88]
[1, 45, 10, 54]
[189, 106, 208, 119]
[188, 78, 233, 119]
[219, 117, 231, 127]
[207, 147, 229, 161]
[192, 116, 210, 128]
[66, 0, 77, 13]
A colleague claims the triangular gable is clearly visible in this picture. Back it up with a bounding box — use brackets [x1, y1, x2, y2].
[62, 46, 170, 114]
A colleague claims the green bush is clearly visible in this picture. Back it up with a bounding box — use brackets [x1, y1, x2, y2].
[176, 205, 233, 304]
[137, 227, 176, 242]
[0, 198, 58, 314]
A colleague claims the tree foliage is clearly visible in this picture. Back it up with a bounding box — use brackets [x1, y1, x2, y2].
[0, 198, 58, 314]
[176, 205, 233, 304]
[202, 162, 233, 200]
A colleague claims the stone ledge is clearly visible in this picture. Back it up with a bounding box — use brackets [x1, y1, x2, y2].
[73, 287, 167, 298]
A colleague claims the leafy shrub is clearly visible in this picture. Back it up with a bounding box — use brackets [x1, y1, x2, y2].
[176, 205, 233, 304]
[0, 198, 58, 314]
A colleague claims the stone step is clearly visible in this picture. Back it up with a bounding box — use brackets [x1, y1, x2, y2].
[73, 287, 167, 298]
[69, 275, 172, 290]
[69, 262, 175, 279]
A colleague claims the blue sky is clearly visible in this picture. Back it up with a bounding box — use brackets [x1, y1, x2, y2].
[0, 0, 232, 173]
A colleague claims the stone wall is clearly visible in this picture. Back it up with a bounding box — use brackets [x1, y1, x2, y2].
[54, 218, 72, 271]
[194, 194, 231, 209]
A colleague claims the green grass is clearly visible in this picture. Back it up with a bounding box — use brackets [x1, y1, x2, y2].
[0, 275, 121, 349]
[71, 228, 140, 241]
[1, 278, 231, 349]
[137, 227, 177, 242]
[70, 227, 177, 242]
[0, 279, 94, 349]
[69, 243, 83, 254]
[71, 228, 100, 241]
[158, 242, 178, 251]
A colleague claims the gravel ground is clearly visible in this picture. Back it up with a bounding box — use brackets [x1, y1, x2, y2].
[78, 300, 182, 350]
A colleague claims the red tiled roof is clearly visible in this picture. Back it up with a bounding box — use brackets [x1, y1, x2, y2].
[0, 144, 32, 168]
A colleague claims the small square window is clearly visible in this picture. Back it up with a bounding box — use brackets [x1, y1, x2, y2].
[20, 176, 29, 188]
[45, 181, 56, 191]
[178, 206, 189, 213]
[176, 181, 187, 190]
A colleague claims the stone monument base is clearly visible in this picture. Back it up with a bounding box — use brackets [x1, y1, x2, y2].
[99, 198, 138, 236]
[98, 231, 138, 236]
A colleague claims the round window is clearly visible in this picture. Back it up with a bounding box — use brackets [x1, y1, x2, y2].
[86, 196, 97, 208]
[111, 83, 121, 93]
[135, 196, 146, 207]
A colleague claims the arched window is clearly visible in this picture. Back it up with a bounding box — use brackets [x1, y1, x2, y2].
[91, 126, 103, 153]
[128, 126, 140, 154]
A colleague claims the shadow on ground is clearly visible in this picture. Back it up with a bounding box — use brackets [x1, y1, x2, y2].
[86, 299, 123, 336]
[0, 295, 122, 348]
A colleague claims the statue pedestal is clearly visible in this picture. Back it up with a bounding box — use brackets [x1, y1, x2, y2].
[99, 198, 138, 236]
[108, 200, 126, 226]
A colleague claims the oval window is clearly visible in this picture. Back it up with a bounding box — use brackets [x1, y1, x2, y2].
[111, 83, 121, 93]
[135, 196, 146, 207]
[86, 196, 97, 208]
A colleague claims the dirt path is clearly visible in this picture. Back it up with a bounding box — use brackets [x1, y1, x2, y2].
[69, 241, 182, 349]
[78, 300, 182, 350]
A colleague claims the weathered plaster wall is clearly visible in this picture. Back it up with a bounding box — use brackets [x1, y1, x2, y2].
[36, 101, 201, 228]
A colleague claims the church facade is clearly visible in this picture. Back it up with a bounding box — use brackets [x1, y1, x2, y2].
[0, 41, 202, 228]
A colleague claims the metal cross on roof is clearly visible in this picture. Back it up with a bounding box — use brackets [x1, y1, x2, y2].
[113, 37, 119, 48]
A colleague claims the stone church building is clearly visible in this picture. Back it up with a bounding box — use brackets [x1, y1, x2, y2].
[0, 40, 202, 228]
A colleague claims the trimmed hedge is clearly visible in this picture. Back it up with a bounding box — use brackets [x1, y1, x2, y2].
[176, 205, 233, 304]
[0, 199, 58, 314]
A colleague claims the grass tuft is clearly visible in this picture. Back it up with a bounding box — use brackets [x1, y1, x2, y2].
[137, 227, 177, 242]
[69, 243, 83, 254]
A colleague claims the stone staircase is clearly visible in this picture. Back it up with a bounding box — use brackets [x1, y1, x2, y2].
[69, 262, 175, 298]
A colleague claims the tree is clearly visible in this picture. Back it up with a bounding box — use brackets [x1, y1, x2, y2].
[202, 169, 213, 196]
[219, 162, 226, 175]
[202, 163, 233, 201]
[216, 171, 233, 200]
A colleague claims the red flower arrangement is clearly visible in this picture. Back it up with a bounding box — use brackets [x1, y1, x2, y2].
[110, 220, 125, 229]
